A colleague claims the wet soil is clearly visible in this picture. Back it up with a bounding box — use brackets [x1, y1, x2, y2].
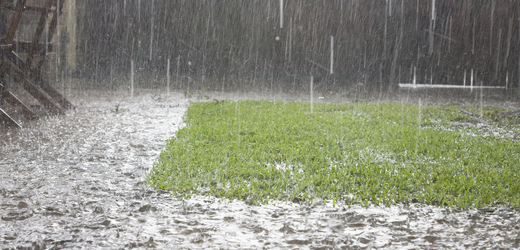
[1, 89, 520, 249]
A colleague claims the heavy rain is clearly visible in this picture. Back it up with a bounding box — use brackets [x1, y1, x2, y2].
[1, 0, 519, 249]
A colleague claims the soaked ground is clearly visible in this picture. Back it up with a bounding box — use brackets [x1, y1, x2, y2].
[1, 89, 520, 249]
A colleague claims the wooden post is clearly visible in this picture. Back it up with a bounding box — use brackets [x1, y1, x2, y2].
[66, 0, 77, 70]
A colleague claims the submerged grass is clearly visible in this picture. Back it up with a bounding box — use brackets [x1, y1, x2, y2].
[148, 100, 520, 208]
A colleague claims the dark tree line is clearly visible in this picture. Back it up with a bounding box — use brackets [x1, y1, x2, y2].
[75, 0, 520, 93]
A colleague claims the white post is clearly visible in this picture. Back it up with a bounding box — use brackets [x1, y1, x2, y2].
[310, 76, 314, 114]
[280, 0, 283, 28]
[470, 69, 474, 92]
[149, 0, 154, 61]
[289, 18, 292, 62]
[330, 36, 334, 74]
[463, 69, 466, 86]
[506, 71, 509, 90]
[131, 60, 134, 97]
[167, 58, 170, 95]
[480, 81, 483, 117]
[416, 98, 422, 156]
[413, 66, 417, 86]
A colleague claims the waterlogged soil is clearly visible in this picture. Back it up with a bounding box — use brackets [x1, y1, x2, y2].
[1, 89, 520, 249]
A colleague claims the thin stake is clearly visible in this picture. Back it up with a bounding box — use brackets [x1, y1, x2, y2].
[176, 56, 180, 89]
[413, 66, 417, 85]
[470, 69, 474, 92]
[505, 17, 513, 65]
[463, 69, 466, 86]
[506, 71, 509, 90]
[330, 36, 334, 74]
[280, 0, 283, 28]
[494, 29, 502, 81]
[416, 98, 422, 156]
[131, 60, 134, 97]
[150, 0, 154, 61]
[448, 15, 452, 53]
[310, 76, 313, 114]
[167, 58, 170, 95]
[429, 0, 435, 55]
[289, 17, 292, 62]
[480, 81, 483, 118]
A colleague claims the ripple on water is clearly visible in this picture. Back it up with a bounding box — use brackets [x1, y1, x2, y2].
[1, 90, 520, 249]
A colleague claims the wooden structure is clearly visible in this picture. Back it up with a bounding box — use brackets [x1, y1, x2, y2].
[0, 0, 73, 128]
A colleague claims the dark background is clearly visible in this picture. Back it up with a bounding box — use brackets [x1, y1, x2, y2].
[74, 0, 520, 94]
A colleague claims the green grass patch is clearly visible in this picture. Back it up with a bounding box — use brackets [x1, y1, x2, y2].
[148, 100, 520, 208]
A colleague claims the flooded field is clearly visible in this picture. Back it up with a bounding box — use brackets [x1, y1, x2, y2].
[1, 89, 520, 249]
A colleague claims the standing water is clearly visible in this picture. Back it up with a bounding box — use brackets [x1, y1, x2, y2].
[1, 90, 519, 249]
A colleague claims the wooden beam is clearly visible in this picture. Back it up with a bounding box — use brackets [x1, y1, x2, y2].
[47, 0, 63, 44]
[13, 72, 64, 115]
[25, 0, 53, 71]
[7, 51, 73, 110]
[3, 54, 64, 115]
[66, 0, 77, 70]
[4, 0, 26, 44]
[0, 107, 21, 128]
[1, 4, 53, 13]
[0, 84, 38, 120]
[12, 41, 52, 54]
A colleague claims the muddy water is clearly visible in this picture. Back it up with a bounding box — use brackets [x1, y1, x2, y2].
[1, 90, 520, 249]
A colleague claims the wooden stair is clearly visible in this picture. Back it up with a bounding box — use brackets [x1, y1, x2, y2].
[0, 0, 73, 128]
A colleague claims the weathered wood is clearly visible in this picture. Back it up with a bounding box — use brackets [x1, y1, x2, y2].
[7, 51, 73, 110]
[33, 74, 74, 110]
[46, 0, 63, 44]
[12, 42, 52, 55]
[4, 0, 26, 44]
[3, 54, 63, 115]
[0, 83, 39, 120]
[8, 64, 64, 115]
[0, 0, 71, 128]
[25, 0, 73, 110]
[1, 3, 52, 13]
[25, 0, 54, 71]
[0, 107, 20, 128]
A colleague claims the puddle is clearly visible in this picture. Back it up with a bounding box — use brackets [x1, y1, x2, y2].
[1, 89, 519, 249]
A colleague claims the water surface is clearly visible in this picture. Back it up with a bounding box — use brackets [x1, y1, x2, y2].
[1, 90, 519, 249]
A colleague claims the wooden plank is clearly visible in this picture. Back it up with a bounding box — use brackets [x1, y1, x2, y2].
[14, 71, 64, 115]
[33, 74, 74, 110]
[25, 0, 53, 70]
[1, 4, 52, 13]
[46, 0, 63, 44]
[0, 107, 21, 128]
[0, 85, 38, 120]
[3, 56, 64, 115]
[4, 0, 26, 44]
[13, 41, 52, 54]
[0, 0, 5, 41]
[28, 1, 74, 110]
[7, 51, 73, 110]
